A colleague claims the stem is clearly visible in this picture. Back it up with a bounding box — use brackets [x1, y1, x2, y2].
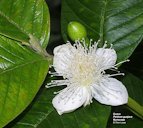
[127, 97, 143, 120]
[22, 34, 53, 64]
[28, 34, 48, 57]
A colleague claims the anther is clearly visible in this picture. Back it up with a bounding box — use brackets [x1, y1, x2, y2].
[97, 40, 101, 43]
[49, 65, 53, 68]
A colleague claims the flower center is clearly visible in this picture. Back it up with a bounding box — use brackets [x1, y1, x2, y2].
[69, 54, 98, 86]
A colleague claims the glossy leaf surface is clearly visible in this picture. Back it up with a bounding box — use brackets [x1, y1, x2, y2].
[61, 0, 143, 62]
[0, 0, 50, 127]
[0, 36, 49, 127]
[0, 0, 50, 48]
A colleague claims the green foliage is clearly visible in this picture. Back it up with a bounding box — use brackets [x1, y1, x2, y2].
[11, 87, 111, 128]
[122, 73, 143, 105]
[0, 0, 50, 127]
[0, 0, 143, 127]
[0, 0, 50, 48]
[61, 0, 143, 62]
[0, 36, 49, 127]
[9, 72, 143, 128]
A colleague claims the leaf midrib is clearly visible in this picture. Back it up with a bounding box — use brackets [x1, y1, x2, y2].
[0, 10, 28, 40]
[16, 108, 54, 128]
[65, 0, 99, 35]
[0, 57, 47, 75]
[106, 0, 142, 19]
[99, 0, 108, 46]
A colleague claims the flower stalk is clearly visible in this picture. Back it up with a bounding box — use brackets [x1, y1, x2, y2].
[127, 97, 143, 120]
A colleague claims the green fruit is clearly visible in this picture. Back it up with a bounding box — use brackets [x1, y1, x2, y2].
[67, 21, 87, 41]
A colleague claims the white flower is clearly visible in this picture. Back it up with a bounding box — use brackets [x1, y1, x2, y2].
[46, 40, 128, 115]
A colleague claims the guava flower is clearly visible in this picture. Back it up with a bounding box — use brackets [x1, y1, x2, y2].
[46, 40, 128, 115]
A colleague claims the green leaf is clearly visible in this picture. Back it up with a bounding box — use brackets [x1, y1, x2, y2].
[0, 13, 29, 42]
[123, 72, 143, 120]
[10, 87, 111, 128]
[61, 0, 143, 62]
[107, 72, 143, 128]
[0, 35, 49, 127]
[0, 0, 50, 48]
[122, 73, 143, 105]
[0, 0, 50, 126]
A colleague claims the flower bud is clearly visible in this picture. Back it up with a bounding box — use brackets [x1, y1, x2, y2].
[67, 21, 87, 41]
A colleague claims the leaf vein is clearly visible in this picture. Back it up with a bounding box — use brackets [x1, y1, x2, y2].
[106, 11, 143, 32]
[0, 58, 47, 75]
[106, 0, 142, 19]
[0, 10, 28, 36]
[65, 0, 99, 35]
[78, 0, 100, 17]
[113, 24, 143, 44]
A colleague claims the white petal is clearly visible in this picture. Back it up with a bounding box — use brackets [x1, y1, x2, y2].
[92, 77, 128, 106]
[53, 43, 75, 74]
[95, 48, 117, 70]
[52, 86, 88, 115]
